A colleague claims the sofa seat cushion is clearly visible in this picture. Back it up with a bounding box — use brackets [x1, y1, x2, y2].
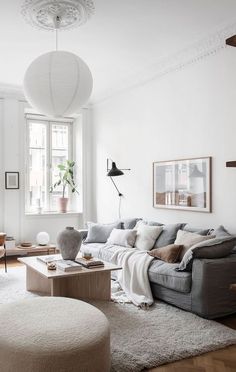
[80, 243, 105, 258]
[148, 260, 192, 293]
[99, 244, 128, 262]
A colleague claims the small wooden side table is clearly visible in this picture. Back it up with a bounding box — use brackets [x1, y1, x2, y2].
[6, 245, 58, 257]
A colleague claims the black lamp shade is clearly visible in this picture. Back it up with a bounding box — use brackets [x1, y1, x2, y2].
[107, 162, 124, 177]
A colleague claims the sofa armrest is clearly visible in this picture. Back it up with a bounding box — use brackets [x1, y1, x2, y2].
[78, 229, 88, 241]
[191, 254, 236, 318]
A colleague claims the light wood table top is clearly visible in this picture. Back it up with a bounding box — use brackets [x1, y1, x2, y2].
[18, 254, 122, 279]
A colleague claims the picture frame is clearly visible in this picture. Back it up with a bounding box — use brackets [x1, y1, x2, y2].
[153, 157, 212, 213]
[5, 172, 20, 190]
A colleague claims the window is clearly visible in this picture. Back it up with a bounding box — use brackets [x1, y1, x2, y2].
[25, 117, 73, 213]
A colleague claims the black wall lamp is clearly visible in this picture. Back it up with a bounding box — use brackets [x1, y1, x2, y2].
[106, 158, 131, 218]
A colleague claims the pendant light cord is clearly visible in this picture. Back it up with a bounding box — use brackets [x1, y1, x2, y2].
[55, 28, 58, 51]
[53, 15, 61, 51]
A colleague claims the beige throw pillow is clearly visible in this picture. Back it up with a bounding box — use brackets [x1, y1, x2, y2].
[107, 228, 137, 248]
[135, 223, 163, 251]
[175, 230, 214, 260]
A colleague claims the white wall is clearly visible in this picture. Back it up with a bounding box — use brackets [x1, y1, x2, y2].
[91, 47, 236, 233]
[0, 96, 92, 244]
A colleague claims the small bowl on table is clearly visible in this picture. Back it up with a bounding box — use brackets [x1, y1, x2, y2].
[20, 242, 32, 248]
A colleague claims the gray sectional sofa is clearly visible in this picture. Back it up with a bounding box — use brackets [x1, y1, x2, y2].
[80, 219, 236, 319]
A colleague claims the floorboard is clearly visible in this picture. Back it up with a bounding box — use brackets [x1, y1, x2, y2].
[1, 257, 236, 372]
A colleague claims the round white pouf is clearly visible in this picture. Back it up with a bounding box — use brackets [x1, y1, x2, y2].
[0, 297, 110, 372]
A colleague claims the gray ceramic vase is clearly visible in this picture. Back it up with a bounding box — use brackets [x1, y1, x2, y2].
[57, 226, 82, 260]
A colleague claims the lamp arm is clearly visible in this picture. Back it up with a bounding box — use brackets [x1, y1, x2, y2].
[110, 177, 123, 197]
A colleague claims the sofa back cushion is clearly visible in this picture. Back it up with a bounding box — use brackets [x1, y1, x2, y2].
[177, 236, 236, 271]
[107, 228, 137, 248]
[84, 221, 122, 244]
[209, 225, 232, 238]
[183, 224, 210, 236]
[175, 230, 214, 260]
[154, 223, 185, 248]
[148, 244, 183, 263]
[120, 218, 142, 229]
[134, 223, 163, 251]
[143, 220, 164, 226]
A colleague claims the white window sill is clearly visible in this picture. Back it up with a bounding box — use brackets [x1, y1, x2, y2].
[25, 211, 82, 217]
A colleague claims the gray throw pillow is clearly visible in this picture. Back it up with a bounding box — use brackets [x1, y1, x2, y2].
[84, 221, 122, 243]
[210, 225, 232, 238]
[78, 229, 88, 241]
[154, 223, 185, 248]
[120, 218, 142, 229]
[177, 236, 236, 271]
[107, 228, 137, 248]
[183, 224, 210, 236]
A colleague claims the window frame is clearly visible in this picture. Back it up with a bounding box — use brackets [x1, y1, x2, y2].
[25, 116, 74, 213]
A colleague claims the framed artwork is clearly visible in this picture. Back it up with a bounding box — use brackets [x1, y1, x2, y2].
[5, 172, 20, 190]
[153, 157, 212, 213]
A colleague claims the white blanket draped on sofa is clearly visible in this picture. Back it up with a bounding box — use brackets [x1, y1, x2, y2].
[101, 245, 154, 307]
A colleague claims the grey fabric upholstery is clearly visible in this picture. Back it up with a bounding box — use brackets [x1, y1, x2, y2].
[84, 221, 122, 243]
[148, 260, 192, 293]
[80, 243, 104, 258]
[191, 255, 236, 318]
[78, 229, 88, 241]
[154, 223, 184, 248]
[150, 283, 192, 311]
[177, 236, 236, 271]
[210, 225, 232, 238]
[80, 233, 236, 319]
[99, 244, 127, 262]
[183, 224, 210, 236]
[143, 220, 164, 226]
[151, 254, 236, 319]
[120, 218, 142, 229]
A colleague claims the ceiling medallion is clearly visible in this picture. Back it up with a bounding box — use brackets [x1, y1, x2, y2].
[21, 0, 95, 31]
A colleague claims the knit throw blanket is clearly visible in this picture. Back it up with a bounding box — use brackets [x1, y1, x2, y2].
[100, 245, 154, 307]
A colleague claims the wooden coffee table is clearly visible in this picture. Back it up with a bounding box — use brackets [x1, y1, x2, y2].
[18, 254, 122, 301]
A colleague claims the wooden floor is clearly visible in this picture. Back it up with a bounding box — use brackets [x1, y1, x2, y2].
[1, 258, 236, 372]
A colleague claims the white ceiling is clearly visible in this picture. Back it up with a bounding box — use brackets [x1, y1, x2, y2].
[1, 0, 236, 103]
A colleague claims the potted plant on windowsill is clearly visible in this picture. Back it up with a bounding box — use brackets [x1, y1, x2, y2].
[50, 160, 79, 213]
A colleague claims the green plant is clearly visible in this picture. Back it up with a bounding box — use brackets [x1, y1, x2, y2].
[50, 160, 79, 198]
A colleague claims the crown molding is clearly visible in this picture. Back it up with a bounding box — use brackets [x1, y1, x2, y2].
[91, 19, 236, 106]
[0, 83, 25, 101]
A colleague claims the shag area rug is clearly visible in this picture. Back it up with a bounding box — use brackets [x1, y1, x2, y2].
[1, 267, 236, 372]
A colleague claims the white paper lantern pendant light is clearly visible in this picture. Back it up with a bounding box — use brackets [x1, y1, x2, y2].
[22, 1, 94, 118]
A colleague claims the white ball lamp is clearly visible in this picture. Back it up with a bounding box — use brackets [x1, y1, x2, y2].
[23, 51, 93, 117]
[36, 232, 50, 246]
[21, 0, 95, 118]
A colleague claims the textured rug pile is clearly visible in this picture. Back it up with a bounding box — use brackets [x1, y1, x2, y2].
[1, 267, 236, 372]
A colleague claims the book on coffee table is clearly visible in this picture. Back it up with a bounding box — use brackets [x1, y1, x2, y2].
[56, 260, 82, 272]
[75, 257, 104, 268]
[37, 255, 61, 264]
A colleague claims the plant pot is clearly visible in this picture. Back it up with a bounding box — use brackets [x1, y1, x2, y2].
[57, 227, 82, 260]
[59, 197, 69, 213]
